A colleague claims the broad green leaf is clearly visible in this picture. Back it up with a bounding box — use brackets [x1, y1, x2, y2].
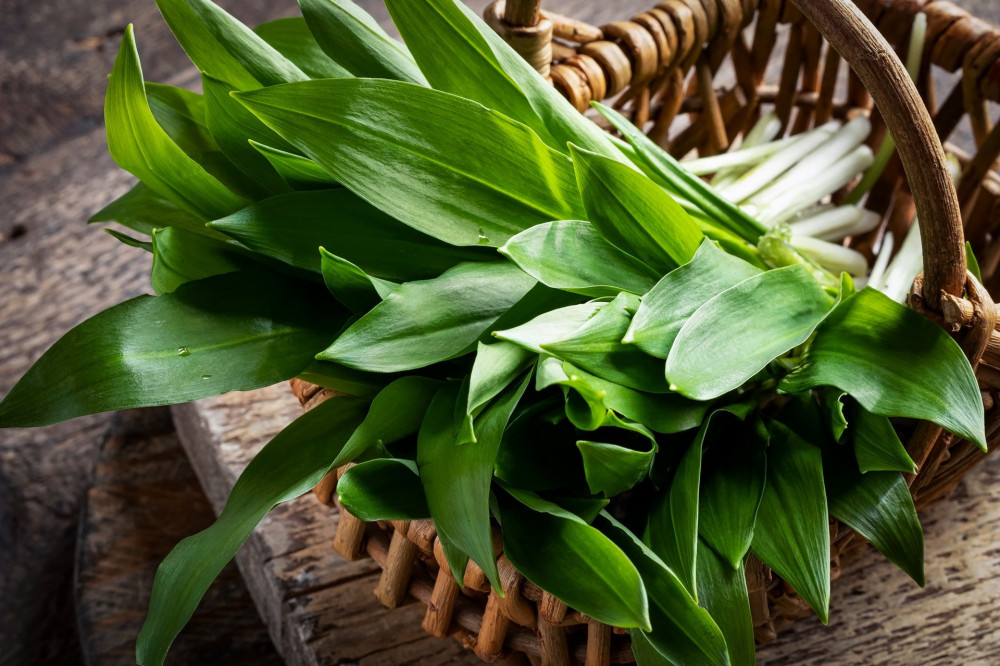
[825, 447, 924, 585]
[646, 433, 703, 598]
[543, 293, 670, 393]
[668, 264, 834, 401]
[697, 543, 755, 666]
[185, 0, 307, 86]
[338, 458, 429, 521]
[500, 485, 607, 523]
[89, 183, 202, 236]
[384, 0, 618, 159]
[0, 271, 345, 428]
[209, 189, 489, 281]
[780, 287, 986, 449]
[150, 226, 243, 294]
[253, 17, 352, 79]
[595, 103, 766, 242]
[136, 395, 368, 666]
[625, 239, 762, 358]
[629, 631, 673, 666]
[105, 228, 152, 252]
[106, 26, 245, 220]
[499, 220, 660, 297]
[751, 423, 830, 622]
[420, 375, 529, 589]
[299, 0, 425, 84]
[577, 440, 655, 497]
[467, 341, 534, 419]
[249, 141, 338, 190]
[319, 262, 536, 372]
[850, 403, 916, 473]
[571, 145, 703, 273]
[598, 513, 729, 666]
[493, 303, 603, 354]
[495, 399, 586, 492]
[498, 496, 651, 630]
[235, 78, 585, 247]
[145, 82, 215, 159]
[319, 247, 396, 312]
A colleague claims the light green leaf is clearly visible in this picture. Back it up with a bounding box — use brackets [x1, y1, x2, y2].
[571, 145, 703, 273]
[253, 16, 352, 79]
[319, 247, 396, 313]
[135, 395, 369, 666]
[209, 189, 489, 281]
[234, 78, 584, 247]
[849, 403, 916, 474]
[0, 271, 346, 428]
[625, 239, 762, 358]
[467, 341, 535, 419]
[299, 0, 425, 84]
[493, 303, 603, 354]
[338, 458, 429, 521]
[697, 542, 755, 666]
[145, 82, 215, 159]
[668, 264, 834, 401]
[106, 26, 245, 220]
[780, 287, 986, 449]
[89, 183, 203, 237]
[751, 422, 830, 623]
[150, 227, 243, 295]
[249, 141, 337, 190]
[499, 220, 659, 297]
[823, 390, 849, 442]
[577, 440, 655, 497]
[319, 262, 536, 373]
[498, 496, 651, 630]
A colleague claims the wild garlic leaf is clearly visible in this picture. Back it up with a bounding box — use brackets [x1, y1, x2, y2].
[499, 496, 651, 630]
[571, 145, 703, 273]
[577, 438, 656, 498]
[253, 16, 352, 79]
[319, 262, 537, 373]
[337, 458, 429, 521]
[751, 423, 830, 623]
[849, 402, 916, 474]
[89, 183, 203, 237]
[248, 141, 337, 190]
[150, 227, 244, 295]
[598, 513, 729, 666]
[105, 228, 153, 252]
[499, 220, 660, 297]
[696, 542, 755, 666]
[235, 78, 585, 247]
[319, 247, 396, 313]
[0, 271, 346, 428]
[493, 303, 603, 354]
[384, 0, 618, 159]
[667, 264, 834, 401]
[543, 293, 671, 394]
[823, 390, 849, 442]
[779, 287, 986, 449]
[298, 0, 425, 84]
[209, 189, 490, 281]
[145, 82, 215, 159]
[824, 447, 924, 585]
[467, 341, 535, 420]
[625, 239, 762, 359]
[136, 395, 369, 666]
[106, 25, 246, 220]
[494, 400, 586, 492]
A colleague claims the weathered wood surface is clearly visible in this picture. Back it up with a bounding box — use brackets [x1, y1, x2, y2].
[75, 407, 281, 665]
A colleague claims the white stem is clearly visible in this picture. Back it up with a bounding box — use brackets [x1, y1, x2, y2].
[791, 206, 882, 241]
[760, 145, 875, 225]
[867, 230, 894, 289]
[684, 135, 802, 175]
[881, 221, 923, 302]
[790, 236, 869, 276]
[708, 112, 784, 186]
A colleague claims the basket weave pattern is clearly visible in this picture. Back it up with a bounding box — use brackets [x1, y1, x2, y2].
[296, 0, 1000, 663]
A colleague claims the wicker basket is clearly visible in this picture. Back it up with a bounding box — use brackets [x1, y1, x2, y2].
[295, 0, 1000, 663]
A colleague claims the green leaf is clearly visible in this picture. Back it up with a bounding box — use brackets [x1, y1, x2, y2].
[253, 16, 352, 79]
[751, 422, 830, 623]
[145, 82, 216, 159]
[499, 220, 660, 297]
[0, 271, 345, 428]
[668, 264, 834, 401]
[629, 631, 673, 666]
[625, 239, 762, 358]
[697, 542, 755, 666]
[106, 25, 245, 220]
[493, 303, 603, 354]
[319, 247, 396, 312]
[209, 189, 489, 281]
[577, 440, 655, 497]
[338, 458, 429, 521]
[494, 399, 585, 491]
[105, 228, 152, 252]
[150, 226, 244, 294]
[571, 145, 703, 273]
[467, 341, 535, 419]
[296, 360, 386, 399]
[594, 103, 766, 242]
[780, 287, 986, 449]
[967, 241, 983, 284]
[384, 0, 618, 159]
[135, 395, 369, 666]
[543, 293, 670, 393]
[849, 402, 916, 473]
[319, 262, 536, 372]
[234, 78, 584, 247]
[89, 183, 204, 236]
[498, 496, 651, 630]
[420, 375, 529, 588]
[825, 447, 924, 585]
[646, 432, 703, 598]
[823, 390, 849, 442]
[299, 0, 425, 84]
[598, 513, 729, 666]
[249, 141, 338, 190]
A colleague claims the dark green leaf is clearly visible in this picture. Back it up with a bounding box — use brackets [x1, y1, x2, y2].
[823, 390, 849, 442]
[319, 247, 396, 313]
[495, 399, 585, 492]
[850, 403, 916, 474]
[145, 82, 215, 159]
[89, 183, 203, 236]
[338, 458, 429, 521]
[249, 141, 338, 190]
[667, 264, 834, 401]
[296, 360, 387, 399]
[577, 440, 655, 497]
[780, 287, 986, 449]
[105, 228, 152, 252]
[150, 226, 243, 294]
[253, 16, 352, 79]
[697, 542, 755, 666]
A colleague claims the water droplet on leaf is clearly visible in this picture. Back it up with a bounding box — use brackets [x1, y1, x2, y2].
[477, 228, 490, 245]
[177, 347, 190, 357]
